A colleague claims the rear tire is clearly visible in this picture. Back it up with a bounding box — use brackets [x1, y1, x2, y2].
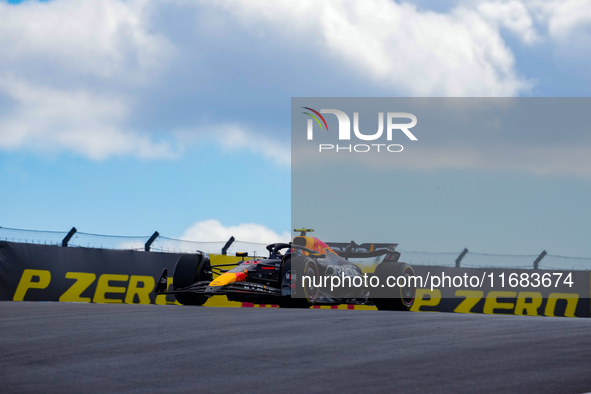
[277, 255, 312, 308]
[173, 253, 211, 306]
[373, 262, 415, 311]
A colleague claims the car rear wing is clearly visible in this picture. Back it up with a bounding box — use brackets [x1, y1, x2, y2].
[326, 241, 400, 261]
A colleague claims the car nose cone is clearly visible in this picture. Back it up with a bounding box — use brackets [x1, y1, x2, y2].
[205, 286, 221, 294]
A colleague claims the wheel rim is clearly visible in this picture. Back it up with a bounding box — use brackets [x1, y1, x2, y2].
[401, 268, 415, 307]
[303, 262, 319, 302]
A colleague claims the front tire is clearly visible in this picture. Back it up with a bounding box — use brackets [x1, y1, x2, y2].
[173, 253, 211, 306]
[301, 258, 320, 304]
[277, 255, 313, 308]
[373, 262, 415, 311]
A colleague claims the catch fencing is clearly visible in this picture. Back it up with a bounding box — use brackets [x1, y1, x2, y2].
[1, 226, 590, 271]
[0, 226, 270, 257]
[399, 250, 591, 271]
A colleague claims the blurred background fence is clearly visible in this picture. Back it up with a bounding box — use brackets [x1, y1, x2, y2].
[399, 250, 591, 271]
[0, 226, 271, 257]
[1, 226, 590, 271]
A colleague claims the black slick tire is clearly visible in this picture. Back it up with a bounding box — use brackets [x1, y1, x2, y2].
[373, 262, 416, 311]
[173, 253, 211, 306]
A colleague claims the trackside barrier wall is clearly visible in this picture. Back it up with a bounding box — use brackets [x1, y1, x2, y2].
[0, 241, 250, 308]
[411, 266, 590, 318]
[1, 241, 589, 316]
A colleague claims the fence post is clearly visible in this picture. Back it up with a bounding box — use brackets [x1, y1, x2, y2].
[222, 236, 235, 255]
[533, 250, 547, 269]
[62, 227, 77, 247]
[145, 231, 159, 252]
[455, 248, 469, 268]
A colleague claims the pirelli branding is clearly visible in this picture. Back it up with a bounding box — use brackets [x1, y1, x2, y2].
[1, 242, 589, 317]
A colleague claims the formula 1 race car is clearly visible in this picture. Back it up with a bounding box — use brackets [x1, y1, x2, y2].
[154, 229, 416, 310]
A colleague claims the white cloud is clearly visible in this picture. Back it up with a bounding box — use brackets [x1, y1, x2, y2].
[527, 0, 591, 39]
[0, 76, 178, 159]
[181, 219, 291, 244]
[291, 96, 591, 178]
[0, 0, 179, 160]
[0, 0, 172, 81]
[215, 125, 290, 167]
[1, 0, 590, 162]
[0, 0, 293, 162]
[477, 1, 539, 44]
[175, 124, 290, 166]
[203, 0, 532, 96]
[464, 0, 591, 43]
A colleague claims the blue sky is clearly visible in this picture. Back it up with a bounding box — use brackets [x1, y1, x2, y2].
[291, 98, 591, 257]
[1, 0, 590, 255]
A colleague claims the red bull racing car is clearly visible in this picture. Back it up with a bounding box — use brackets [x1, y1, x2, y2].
[155, 229, 415, 310]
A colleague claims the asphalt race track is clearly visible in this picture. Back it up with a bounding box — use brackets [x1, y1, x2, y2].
[1, 302, 591, 393]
